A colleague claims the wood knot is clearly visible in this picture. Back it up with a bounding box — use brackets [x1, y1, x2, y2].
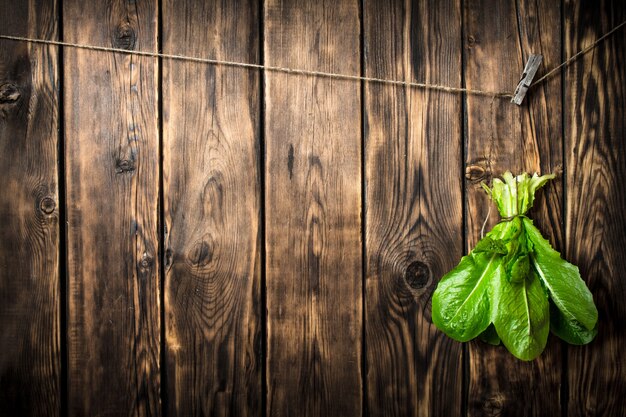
[113, 23, 136, 50]
[467, 35, 477, 48]
[139, 253, 154, 269]
[405, 261, 431, 290]
[115, 158, 135, 174]
[188, 239, 213, 267]
[465, 159, 491, 183]
[0, 83, 21, 104]
[39, 196, 56, 215]
[484, 394, 505, 415]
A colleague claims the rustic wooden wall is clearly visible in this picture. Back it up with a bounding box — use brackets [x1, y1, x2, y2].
[464, 1, 564, 415]
[63, 1, 160, 415]
[0, 0, 624, 416]
[0, 1, 60, 416]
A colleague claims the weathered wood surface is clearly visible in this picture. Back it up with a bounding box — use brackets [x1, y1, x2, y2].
[0, 0, 625, 415]
[565, 0, 626, 415]
[161, 0, 262, 415]
[63, 0, 160, 415]
[264, 0, 363, 415]
[0, 1, 60, 416]
[464, 0, 563, 415]
[363, 0, 463, 416]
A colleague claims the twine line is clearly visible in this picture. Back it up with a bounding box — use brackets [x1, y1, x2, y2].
[480, 206, 492, 239]
[531, 18, 626, 86]
[0, 34, 510, 98]
[1, 17, 624, 100]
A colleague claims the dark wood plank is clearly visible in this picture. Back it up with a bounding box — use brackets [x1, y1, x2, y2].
[63, 1, 160, 415]
[565, 1, 626, 415]
[161, 0, 262, 415]
[363, 0, 463, 415]
[264, 0, 362, 415]
[464, 0, 563, 415]
[0, 1, 60, 416]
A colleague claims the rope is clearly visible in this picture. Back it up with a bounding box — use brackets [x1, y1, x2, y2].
[0, 34, 510, 98]
[480, 206, 492, 239]
[1, 17, 624, 100]
[530, 18, 626, 87]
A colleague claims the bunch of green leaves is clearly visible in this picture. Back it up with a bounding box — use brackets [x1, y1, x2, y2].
[432, 172, 598, 361]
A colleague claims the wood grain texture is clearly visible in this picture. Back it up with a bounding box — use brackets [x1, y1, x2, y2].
[161, 0, 262, 415]
[0, 1, 60, 416]
[63, 0, 160, 415]
[565, 1, 626, 415]
[264, 0, 362, 415]
[363, 0, 463, 415]
[464, 0, 563, 415]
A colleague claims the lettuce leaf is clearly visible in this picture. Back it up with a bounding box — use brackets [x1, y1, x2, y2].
[491, 270, 550, 360]
[524, 218, 598, 331]
[432, 171, 598, 361]
[432, 222, 513, 341]
[431, 252, 502, 341]
[549, 301, 598, 345]
[482, 172, 556, 217]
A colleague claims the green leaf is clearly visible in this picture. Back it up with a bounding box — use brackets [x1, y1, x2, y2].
[516, 172, 556, 214]
[482, 171, 518, 217]
[482, 171, 555, 217]
[523, 218, 598, 331]
[432, 222, 514, 342]
[509, 254, 530, 284]
[550, 301, 598, 345]
[433, 171, 597, 360]
[473, 236, 508, 255]
[491, 270, 550, 361]
[432, 252, 502, 342]
[479, 324, 501, 345]
[501, 219, 531, 283]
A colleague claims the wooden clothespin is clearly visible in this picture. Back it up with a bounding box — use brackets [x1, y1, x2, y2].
[511, 54, 543, 105]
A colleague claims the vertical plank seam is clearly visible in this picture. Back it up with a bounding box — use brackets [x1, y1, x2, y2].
[559, 1, 569, 416]
[359, 1, 368, 416]
[57, 0, 69, 415]
[460, 0, 469, 414]
[157, 0, 167, 414]
[259, 1, 268, 416]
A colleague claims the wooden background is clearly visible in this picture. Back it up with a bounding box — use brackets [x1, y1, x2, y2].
[0, 0, 625, 416]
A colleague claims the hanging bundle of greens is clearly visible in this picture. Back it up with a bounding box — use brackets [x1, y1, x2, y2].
[432, 172, 598, 361]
